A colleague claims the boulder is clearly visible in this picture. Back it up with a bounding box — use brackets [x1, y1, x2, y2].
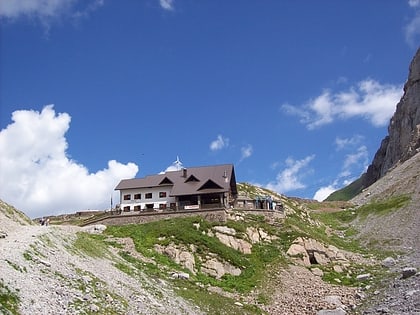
[317, 308, 346, 315]
[402, 267, 417, 279]
[311, 267, 324, 277]
[215, 232, 252, 254]
[324, 295, 343, 307]
[213, 226, 236, 236]
[201, 257, 241, 279]
[356, 273, 371, 281]
[82, 224, 107, 234]
[286, 243, 311, 266]
[154, 243, 196, 273]
[381, 257, 396, 268]
[286, 237, 348, 266]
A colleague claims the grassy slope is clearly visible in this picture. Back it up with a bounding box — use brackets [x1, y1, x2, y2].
[325, 175, 365, 201]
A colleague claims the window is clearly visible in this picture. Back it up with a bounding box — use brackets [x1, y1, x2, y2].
[123, 194, 131, 200]
[159, 204, 167, 210]
[145, 193, 152, 199]
[134, 193, 141, 200]
[159, 191, 167, 198]
[134, 205, 141, 211]
[123, 206, 130, 212]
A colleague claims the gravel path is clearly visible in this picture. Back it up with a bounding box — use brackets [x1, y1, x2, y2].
[259, 264, 359, 315]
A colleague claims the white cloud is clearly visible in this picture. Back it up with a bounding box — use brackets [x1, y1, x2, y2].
[409, 0, 420, 8]
[0, 0, 73, 19]
[313, 184, 338, 202]
[209, 134, 229, 151]
[312, 145, 368, 201]
[405, 12, 420, 47]
[335, 135, 364, 151]
[240, 144, 253, 161]
[0, 105, 138, 218]
[0, 0, 104, 32]
[159, 0, 174, 11]
[405, 1, 420, 46]
[282, 79, 402, 129]
[341, 146, 368, 174]
[266, 155, 315, 193]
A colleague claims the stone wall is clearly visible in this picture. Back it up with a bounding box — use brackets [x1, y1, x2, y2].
[82, 208, 285, 227]
[83, 208, 228, 226]
[229, 209, 285, 224]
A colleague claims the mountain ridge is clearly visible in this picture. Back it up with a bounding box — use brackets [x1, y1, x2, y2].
[327, 47, 420, 201]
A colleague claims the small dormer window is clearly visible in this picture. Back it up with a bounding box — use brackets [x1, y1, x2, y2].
[185, 175, 200, 182]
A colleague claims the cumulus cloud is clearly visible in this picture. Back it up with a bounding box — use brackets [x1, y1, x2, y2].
[266, 155, 315, 193]
[159, 0, 174, 11]
[240, 144, 253, 161]
[282, 79, 402, 129]
[313, 184, 338, 202]
[209, 134, 229, 151]
[0, 105, 138, 218]
[313, 144, 369, 201]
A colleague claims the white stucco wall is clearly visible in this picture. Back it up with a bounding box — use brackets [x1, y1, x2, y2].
[119, 186, 175, 211]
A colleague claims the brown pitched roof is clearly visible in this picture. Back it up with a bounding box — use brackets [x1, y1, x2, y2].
[115, 164, 237, 197]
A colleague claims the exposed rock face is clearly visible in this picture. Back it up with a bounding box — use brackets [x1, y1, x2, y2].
[363, 48, 420, 188]
[286, 237, 355, 267]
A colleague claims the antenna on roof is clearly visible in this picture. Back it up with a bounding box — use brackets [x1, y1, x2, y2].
[173, 156, 183, 171]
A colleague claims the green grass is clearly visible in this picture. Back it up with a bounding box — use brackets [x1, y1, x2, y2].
[356, 195, 411, 220]
[72, 232, 113, 258]
[325, 175, 365, 201]
[105, 216, 285, 295]
[5, 260, 26, 273]
[0, 279, 20, 315]
[307, 196, 410, 255]
[174, 280, 263, 315]
[284, 207, 368, 256]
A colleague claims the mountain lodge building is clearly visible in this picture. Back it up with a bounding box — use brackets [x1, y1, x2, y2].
[115, 164, 238, 212]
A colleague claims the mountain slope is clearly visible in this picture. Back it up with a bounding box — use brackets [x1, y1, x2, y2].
[351, 151, 420, 255]
[327, 48, 420, 201]
[325, 175, 365, 201]
[1, 191, 372, 315]
[363, 48, 420, 189]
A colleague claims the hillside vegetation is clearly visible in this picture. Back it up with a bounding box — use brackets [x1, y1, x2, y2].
[1, 167, 419, 314]
[325, 175, 365, 201]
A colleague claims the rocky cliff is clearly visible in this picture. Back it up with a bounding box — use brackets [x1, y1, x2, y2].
[363, 48, 420, 188]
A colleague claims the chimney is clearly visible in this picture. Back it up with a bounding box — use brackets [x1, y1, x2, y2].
[182, 168, 187, 178]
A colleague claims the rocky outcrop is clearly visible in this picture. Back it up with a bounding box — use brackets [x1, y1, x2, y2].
[201, 256, 241, 279]
[154, 243, 196, 274]
[212, 226, 253, 254]
[363, 48, 420, 188]
[286, 237, 355, 267]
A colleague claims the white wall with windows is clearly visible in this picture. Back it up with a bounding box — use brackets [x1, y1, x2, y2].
[118, 186, 175, 211]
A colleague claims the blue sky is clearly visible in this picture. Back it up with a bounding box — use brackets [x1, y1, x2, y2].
[1, 0, 419, 218]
